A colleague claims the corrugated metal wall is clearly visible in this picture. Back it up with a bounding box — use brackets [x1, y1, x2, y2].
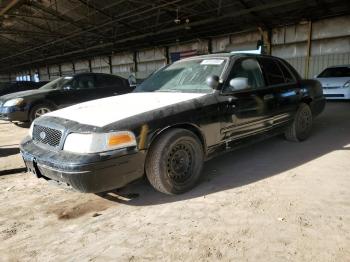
[8, 15, 350, 82]
[271, 15, 350, 78]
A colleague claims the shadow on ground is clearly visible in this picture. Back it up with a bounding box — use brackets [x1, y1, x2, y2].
[0, 147, 19, 157]
[99, 102, 350, 206]
[0, 167, 26, 176]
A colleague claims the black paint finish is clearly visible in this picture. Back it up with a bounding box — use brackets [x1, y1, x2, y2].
[20, 54, 326, 193]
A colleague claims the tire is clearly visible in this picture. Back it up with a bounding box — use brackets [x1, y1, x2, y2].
[29, 104, 54, 123]
[285, 103, 313, 142]
[145, 128, 204, 195]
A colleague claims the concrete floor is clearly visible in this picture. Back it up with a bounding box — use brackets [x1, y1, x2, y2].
[0, 102, 349, 261]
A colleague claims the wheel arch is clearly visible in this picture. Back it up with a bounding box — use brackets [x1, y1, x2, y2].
[301, 96, 312, 105]
[148, 123, 207, 156]
[28, 99, 57, 116]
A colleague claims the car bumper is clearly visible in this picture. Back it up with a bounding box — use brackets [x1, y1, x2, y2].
[323, 88, 350, 100]
[0, 106, 28, 121]
[20, 137, 146, 193]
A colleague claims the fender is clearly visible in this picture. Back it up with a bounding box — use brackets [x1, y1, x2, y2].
[147, 122, 208, 156]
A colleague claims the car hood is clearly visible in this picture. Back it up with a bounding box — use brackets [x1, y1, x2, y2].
[46, 92, 207, 128]
[316, 77, 350, 87]
[0, 89, 52, 101]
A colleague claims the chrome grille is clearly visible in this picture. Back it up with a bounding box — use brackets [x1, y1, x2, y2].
[33, 125, 62, 148]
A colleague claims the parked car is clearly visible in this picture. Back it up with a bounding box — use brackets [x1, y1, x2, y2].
[0, 73, 132, 123]
[0, 81, 48, 96]
[20, 54, 325, 194]
[315, 65, 350, 99]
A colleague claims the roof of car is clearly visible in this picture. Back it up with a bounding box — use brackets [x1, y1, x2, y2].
[72, 72, 126, 79]
[181, 52, 275, 61]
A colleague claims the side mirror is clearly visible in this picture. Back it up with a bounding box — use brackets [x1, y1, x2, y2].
[206, 75, 220, 90]
[128, 75, 137, 86]
[229, 77, 249, 91]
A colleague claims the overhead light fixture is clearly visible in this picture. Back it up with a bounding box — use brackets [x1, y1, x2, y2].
[174, 8, 181, 24]
[185, 18, 191, 30]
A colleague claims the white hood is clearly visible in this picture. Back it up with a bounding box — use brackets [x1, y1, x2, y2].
[46, 92, 206, 127]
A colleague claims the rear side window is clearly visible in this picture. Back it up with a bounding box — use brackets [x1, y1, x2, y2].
[259, 58, 285, 85]
[276, 60, 295, 83]
[96, 75, 125, 89]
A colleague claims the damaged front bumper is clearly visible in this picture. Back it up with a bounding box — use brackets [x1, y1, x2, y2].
[20, 136, 146, 193]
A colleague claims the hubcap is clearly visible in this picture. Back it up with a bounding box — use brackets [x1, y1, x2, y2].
[34, 107, 51, 119]
[167, 143, 193, 183]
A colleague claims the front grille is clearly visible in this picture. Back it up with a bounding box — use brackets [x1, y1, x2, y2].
[33, 125, 62, 148]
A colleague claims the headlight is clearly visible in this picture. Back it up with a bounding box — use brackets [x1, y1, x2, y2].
[63, 131, 137, 154]
[343, 81, 350, 88]
[3, 98, 24, 107]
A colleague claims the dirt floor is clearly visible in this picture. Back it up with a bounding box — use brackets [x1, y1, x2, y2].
[0, 102, 349, 262]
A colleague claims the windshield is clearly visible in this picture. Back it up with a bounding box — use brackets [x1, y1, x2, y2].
[135, 58, 228, 93]
[318, 67, 350, 78]
[39, 77, 73, 90]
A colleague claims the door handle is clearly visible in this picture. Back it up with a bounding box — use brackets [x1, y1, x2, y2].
[263, 94, 274, 100]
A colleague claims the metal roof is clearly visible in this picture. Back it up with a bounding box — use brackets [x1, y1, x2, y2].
[0, 0, 349, 73]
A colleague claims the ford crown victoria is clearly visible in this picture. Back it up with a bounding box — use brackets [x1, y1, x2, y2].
[20, 53, 325, 194]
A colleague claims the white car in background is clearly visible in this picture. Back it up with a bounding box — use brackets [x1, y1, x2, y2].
[316, 65, 350, 100]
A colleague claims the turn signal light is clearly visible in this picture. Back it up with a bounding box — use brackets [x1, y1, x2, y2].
[108, 133, 134, 146]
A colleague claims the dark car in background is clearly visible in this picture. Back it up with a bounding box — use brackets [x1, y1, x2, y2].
[20, 54, 325, 194]
[0, 73, 133, 123]
[0, 81, 48, 96]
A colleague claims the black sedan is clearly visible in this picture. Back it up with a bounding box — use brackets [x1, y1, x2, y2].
[20, 53, 325, 194]
[0, 73, 132, 123]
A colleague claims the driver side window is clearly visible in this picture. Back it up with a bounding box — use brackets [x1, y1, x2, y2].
[223, 58, 265, 93]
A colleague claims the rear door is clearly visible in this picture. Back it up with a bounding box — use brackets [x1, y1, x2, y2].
[258, 57, 300, 127]
[219, 57, 277, 142]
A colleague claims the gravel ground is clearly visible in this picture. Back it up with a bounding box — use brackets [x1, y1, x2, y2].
[0, 102, 349, 262]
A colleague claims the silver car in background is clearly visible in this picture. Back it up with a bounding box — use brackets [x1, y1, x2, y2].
[315, 65, 350, 100]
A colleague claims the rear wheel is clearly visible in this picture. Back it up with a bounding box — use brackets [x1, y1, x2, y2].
[29, 104, 53, 123]
[145, 128, 204, 194]
[285, 103, 313, 142]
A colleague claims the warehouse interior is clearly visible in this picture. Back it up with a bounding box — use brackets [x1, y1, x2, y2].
[0, 0, 350, 82]
[1, 1, 350, 261]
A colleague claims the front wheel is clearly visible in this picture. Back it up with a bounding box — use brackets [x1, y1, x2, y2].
[29, 104, 53, 123]
[145, 128, 204, 195]
[285, 103, 313, 142]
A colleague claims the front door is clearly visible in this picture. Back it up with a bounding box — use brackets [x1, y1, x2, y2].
[49, 74, 98, 108]
[219, 57, 277, 143]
